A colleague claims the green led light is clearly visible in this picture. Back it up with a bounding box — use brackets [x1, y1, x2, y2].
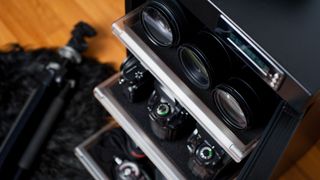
[207, 149, 213, 158]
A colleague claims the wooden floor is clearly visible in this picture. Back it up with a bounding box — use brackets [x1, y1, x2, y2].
[0, 1, 318, 179]
[0, 0, 126, 69]
[280, 141, 320, 180]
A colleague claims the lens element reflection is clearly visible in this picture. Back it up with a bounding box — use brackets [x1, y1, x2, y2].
[214, 89, 247, 129]
[142, 6, 173, 46]
[179, 46, 210, 88]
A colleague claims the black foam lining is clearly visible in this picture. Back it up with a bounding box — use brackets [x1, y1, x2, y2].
[88, 128, 127, 178]
[87, 127, 159, 179]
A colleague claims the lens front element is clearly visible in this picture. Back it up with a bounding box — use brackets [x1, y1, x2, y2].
[214, 89, 248, 129]
[179, 46, 210, 89]
[142, 6, 174, 46]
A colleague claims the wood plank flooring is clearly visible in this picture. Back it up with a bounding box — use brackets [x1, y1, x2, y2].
[281, 141, 320, 180]
[0, 0, 126, 69]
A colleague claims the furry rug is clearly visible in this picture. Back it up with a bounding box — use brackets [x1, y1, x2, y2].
[0, 45, 116, 179]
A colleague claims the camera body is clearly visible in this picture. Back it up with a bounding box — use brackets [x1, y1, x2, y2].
[147, 82, 195, 141]
[119, 56, 196, 141]
[119, 56, 153, 103]
[186, 124, 238, 179]
[187, 129, 223, 179]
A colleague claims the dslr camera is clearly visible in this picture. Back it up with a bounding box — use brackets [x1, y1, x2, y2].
[119, 56, 154, 103]
[187, 125, 234, 179]
[147, 82, 195, 141]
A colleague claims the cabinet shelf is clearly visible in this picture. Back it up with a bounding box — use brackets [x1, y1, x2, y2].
[75, 122, 118, 180]
[94, 73, 201, 180]
[111, 5, 257, 163]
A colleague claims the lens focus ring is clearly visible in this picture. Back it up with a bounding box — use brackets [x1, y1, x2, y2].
[178, 32, 231, 90]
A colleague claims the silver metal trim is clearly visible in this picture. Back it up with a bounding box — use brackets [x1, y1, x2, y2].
[74, 122, 118, 180]
[226, 37, 283, 90]
[94, 73, 185, 180]
[111, 11, 258, 162]
[221, 15, 285, 91]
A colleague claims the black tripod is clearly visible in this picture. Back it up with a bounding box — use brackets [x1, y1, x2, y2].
[0, 22, 97, 180]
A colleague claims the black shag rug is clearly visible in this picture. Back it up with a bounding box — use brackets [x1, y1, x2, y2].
[0, 45, 116, 179]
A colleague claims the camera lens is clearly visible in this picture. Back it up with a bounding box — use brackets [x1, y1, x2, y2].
[141, 6, 173, 46]
[213, 78, 260, 130]
[179, 45, 210, 89]
[214, 89, 247, 129]
[141, 0, 188, 47]
[178, 31, 231, 89]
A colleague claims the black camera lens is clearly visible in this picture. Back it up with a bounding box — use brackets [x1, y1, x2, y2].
[141, 6, 173, 46]
[178, 31, 231, 89]
[214, 89, 247, 129]
[141, 0, 187, 47]
[179, 45, 210, 89]
[213, 78, 260, 130]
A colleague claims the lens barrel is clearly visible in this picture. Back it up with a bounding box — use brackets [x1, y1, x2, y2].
[141, 0, 188, 47]
[213, 78, 260, 130]
[178, 31, 231, 89]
